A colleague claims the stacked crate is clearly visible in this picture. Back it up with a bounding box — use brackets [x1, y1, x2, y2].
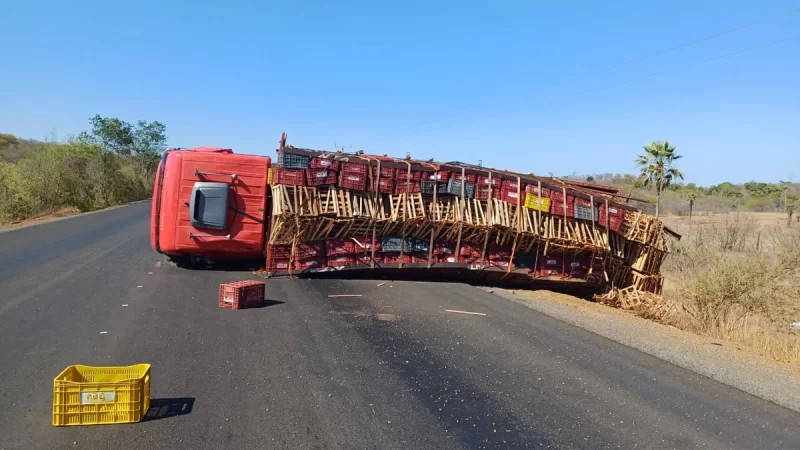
[266, 147, 675, 299]
[306, 157, 339, 186]
[338, 162, 368, 191]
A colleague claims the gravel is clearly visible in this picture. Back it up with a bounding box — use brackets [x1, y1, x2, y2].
[484, 287, 800, 413]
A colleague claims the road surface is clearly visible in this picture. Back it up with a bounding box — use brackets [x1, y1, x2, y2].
[0, 203, 798, 449]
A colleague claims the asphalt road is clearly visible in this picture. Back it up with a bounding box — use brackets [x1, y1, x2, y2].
[0, 203, 798, 449]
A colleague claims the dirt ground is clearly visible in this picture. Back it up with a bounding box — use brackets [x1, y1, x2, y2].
[0, 207, 81, 230]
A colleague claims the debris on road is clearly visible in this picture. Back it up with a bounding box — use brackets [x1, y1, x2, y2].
[328, 294, 363, 298]
[791, 322, 800, 330]
[219, 281, 266, 310]
[445, 309, 487, 316]
[377, 282, 386, 287]
[99, 331, 108, 334]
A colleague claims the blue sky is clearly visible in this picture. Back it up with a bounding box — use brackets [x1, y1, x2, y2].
[1, 1, 798, 185]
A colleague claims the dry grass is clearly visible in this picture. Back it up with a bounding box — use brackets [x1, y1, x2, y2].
[0, 206, 80, 228]
[660, 212, 800, 365]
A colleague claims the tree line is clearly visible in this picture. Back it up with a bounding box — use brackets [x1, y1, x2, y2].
[0, 115, 165, 223]
[570, 140, 797, 218]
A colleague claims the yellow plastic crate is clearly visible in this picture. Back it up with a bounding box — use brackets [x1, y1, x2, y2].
[53, 364, 151, 426]
[268, 167, 275, 185]
[524, 193, 552, 212]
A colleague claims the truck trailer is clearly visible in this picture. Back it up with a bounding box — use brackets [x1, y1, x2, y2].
[151, 135, 675, 294]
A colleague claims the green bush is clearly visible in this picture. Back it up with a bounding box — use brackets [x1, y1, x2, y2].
[0, 141, 155, 223]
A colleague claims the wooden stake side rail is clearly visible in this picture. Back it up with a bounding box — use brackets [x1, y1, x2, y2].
[268, 182, 671, 297]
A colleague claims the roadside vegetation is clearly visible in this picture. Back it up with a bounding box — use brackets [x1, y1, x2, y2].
[0, 115, 165, 225]
[661, 213, 800, 365]
[570, 140, 800, 366]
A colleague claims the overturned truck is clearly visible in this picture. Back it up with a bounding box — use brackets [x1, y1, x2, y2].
[151, 134, 678, 298]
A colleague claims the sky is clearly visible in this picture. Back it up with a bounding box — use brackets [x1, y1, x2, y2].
[1, 1, 798, 186]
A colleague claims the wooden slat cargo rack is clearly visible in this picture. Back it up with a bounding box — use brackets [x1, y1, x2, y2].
[266, 134, 679, 298]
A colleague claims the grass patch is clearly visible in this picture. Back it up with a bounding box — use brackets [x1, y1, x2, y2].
[661, 213, 800, 365]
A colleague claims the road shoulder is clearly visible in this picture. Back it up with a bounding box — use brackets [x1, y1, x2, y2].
[0, 200, 151, 234]
[485, 287, 800, 413]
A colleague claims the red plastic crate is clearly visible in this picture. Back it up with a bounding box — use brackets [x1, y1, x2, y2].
[358, 254, 381, 265]
[326, 238, 356, 256]
[338, 172, 367, 191]
[294, 256, 326, 271]
[310, 157, 340, 170]
[352, 237, 381, 253]
[458, 255, 482, 265]
[372, 166, 395, 179]
[411, 254, 432, 264]
[306, 169, 338, 186]
[574, 197, 592, 208]
[436, 254, 459, 264]
[501, 179, 521, 191]
[219, 280, 265, 310]
[501, 186, 523, 204]
[550, 191, 575, 217]
[477, 176, 502, 188]
[425, 171, 450, 182]
[599, 204, 624, 232]
[295, 241, 324, 259]
[395, 170, 423, 181]
[371, 177, 394, 194]
[433, 240, 456, 256]
[537, 254, 565, 277]
[267, 258, 291, 272]
[525, 185, 551, 197]
[451, 173, 477, 183]
[488, 244, 512, 259]
[475, 185, 501, 200]
[276, 168, 306, 186]
[327, 255, 357, 267]
[394, 180, 421, 194]
[268, 244, 293, 260]
[340, 162, 368, 175]
[268, 242, 322, 259]
[459, 243, 483, 258]
[382, 252, 412, 264]
[488, 258, 514, 270]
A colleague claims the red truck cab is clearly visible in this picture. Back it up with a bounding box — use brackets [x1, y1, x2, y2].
[150, 147, 270, 259]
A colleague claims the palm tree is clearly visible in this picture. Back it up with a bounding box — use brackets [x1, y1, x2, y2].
[634, 141, 684, 218]
[686, 192, 698, 219]
[779, 181, 791, 210]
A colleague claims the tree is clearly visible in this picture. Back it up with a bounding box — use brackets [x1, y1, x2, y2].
[0, 133, 19, 148]
[686, 192, 698, 219]
[77, 115, 166, 192]
[634, 140, 684, 218]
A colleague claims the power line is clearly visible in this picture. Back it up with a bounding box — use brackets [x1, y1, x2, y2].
[380, 6, 800, 141]
[559, 6, 800, 86]
[575, 34, 800, 96]
[384, 34, 799, 142]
